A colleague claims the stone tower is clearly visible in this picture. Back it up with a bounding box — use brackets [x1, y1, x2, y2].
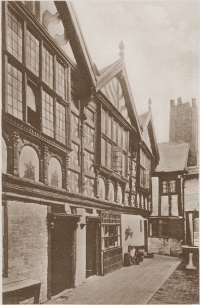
[169, 97, 198, 166]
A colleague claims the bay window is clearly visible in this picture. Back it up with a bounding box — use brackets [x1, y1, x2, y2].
[101, 108, 128, 177]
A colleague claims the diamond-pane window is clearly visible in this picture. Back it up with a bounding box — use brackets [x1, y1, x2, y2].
[42, 91, 54, 137]
[56, 102, 66, 144]
[7, 10, 22, 61]
[26, 30, 39, 75]
[42, 46, 53, 88]
[56, 61, 65, 99]
[7, 63, 22, 120]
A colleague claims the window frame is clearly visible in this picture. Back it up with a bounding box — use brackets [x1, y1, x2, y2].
[4, 4, 71, 146]
[161, 179, 177, 195]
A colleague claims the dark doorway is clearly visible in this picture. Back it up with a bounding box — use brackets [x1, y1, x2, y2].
[144, 220, 148, 252]
[86, 217, 101, 278]
[51, 216, 75, 296]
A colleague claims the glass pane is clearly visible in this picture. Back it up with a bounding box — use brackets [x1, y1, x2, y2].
[26, 30, 39, 75]
[42, 91, 54, 137]
[7, 63, 22, 120]
[7, 9, 22, 62]
[42, 46, 53, 88]
[56, 102, 66, 144]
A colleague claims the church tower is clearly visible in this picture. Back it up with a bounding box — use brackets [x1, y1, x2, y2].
[169, 97, 198, 166]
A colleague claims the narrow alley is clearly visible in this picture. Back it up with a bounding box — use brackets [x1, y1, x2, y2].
[44, 255, 193, 304]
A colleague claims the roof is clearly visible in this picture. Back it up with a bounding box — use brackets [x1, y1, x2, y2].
[156, 142, 189, 172]
[139, 111, 149, 130]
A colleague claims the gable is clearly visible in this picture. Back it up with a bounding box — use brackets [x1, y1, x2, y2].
[143, 127, 152, 154]
[41, 1, 77, 63]
[101, 77, 130, 123]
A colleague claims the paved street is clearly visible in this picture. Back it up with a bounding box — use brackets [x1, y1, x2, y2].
[45, 255, 181, 304]
[149, 261, 199, 304]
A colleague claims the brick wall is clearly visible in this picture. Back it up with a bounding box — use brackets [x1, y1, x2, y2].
[148, 237, 182, 256]
[7, 201, 48, 303]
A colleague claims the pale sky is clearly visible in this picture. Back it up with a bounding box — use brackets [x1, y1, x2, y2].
[73, 0, 199, 143]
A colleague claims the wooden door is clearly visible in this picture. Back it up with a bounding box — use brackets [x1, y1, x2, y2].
[51, 218, 74, 296]
[86, 220, 101, 278]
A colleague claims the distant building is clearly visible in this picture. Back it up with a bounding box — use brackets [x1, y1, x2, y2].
[149, 98, 199, 257]
[169, 97, 198, 166]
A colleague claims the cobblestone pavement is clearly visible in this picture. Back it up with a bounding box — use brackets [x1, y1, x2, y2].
[45, 255, 180, 304]
[148, 261, 199, 304]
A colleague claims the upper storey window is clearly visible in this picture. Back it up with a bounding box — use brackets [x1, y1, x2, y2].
[162, 180, 176, 194]
[26, 30, 39, 76]
[140, 149, 151, 189]
[4, 5, 71, 146]
[7, 63, 23, 120]
[7, 10, 22, 62]
[42, 46, 53, 88]
[101, 107, 128, 176]
[56, 61, 65, 100]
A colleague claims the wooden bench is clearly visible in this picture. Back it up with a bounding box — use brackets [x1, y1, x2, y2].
[3, 276, 41, 304]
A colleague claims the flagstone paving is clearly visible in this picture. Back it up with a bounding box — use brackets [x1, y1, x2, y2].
[45, 254, 181, 304]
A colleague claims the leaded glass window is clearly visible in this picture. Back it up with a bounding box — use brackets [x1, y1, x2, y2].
[85, 124, 94, 147]
[84, 177, 94, 197]
[68, 170, 79, 193]
[99, 178, 106, 200]
[7, 63, 22, 120]
[56, 102, 66, 144]
[26, 30, 39, 75]
[101, 138, 106, 166]
[42, 91, 54, 137]
[113, 120, 117, 143]
[107, 115, 111, 138]
[70, 143, 79, 166]
[56, 61, 65, 99]
[42, 46, 53, 88]
[84, 150, 94, 172]
[101, 108, 106, 134]
[7, 9, 22, 61]
[162, 180, 176, 194]
[107, 142, 112, 168]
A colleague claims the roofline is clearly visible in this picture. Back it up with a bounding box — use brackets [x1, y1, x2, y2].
[95, 58, 124, 92]
[55, 1, 97, 88]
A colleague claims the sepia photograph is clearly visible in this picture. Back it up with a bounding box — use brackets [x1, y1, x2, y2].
[1, 0, 199, 304]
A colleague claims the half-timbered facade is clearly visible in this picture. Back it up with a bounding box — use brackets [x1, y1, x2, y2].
[2, 2, 159, 303]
